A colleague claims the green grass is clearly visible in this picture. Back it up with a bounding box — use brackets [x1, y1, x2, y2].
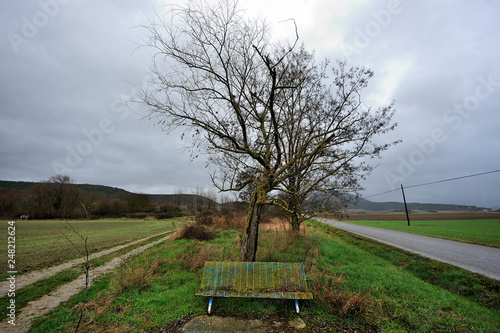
[307, 220, 500, 327]
[0, 218, 188, 274]
[30, 237, 207, 332]
[28, 221, 500, 332]
[346, 219, 500, 248]
[0, 232, 174, 319]
[311, 234, 498, 331]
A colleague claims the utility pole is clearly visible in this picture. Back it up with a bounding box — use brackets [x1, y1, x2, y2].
[401, 184, 411, 226]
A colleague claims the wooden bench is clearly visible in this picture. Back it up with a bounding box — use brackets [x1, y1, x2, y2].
[196, 261, 313, 314]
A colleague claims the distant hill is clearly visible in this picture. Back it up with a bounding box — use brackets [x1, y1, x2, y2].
[0, 180, 134, 199]
[77, 184, 132, 199]
[0, 180, 489, 212]
[348, 196, 489, 213]
[0, 180, 36, 191]
[0, 180, 215, 207]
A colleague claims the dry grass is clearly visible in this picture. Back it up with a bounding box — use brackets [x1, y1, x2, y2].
[255, 216, 318, 266]
[178, 244, 218, 271]
[176, 211, 314, 267]
[259, 216, 307, 232]
[310, 273, 378, 317]
[260, 230, 299, 262]
[117, 257, 164, 293]
[194, 210, 310, 233]
[341, 293, 374, 314]
[195, 211, 247, 230]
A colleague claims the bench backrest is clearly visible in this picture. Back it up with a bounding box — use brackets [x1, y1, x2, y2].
[197, 261, 313, 299]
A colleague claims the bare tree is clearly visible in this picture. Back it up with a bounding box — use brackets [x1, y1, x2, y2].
[140, 0, 398, 260]
[270, 48, 399, 230]
[29, 182, 53, 218]
[194, 187, 205, 211]
[173, 188, 184, 209]
[234, 168, 258, 205]
[61, 206, 91, 333]
[28, 175, 81, 219]
[47, 174, 81, 218]
[140, 0, 300, 261]
[205, 190, 218, 211]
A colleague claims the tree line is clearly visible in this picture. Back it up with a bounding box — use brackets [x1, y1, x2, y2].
[0, 175, 220, 220]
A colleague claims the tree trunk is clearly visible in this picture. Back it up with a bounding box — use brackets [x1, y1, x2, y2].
[240, 190, 264, 262]
[291, 213, 301, 232]
[287, 189, 301, 232]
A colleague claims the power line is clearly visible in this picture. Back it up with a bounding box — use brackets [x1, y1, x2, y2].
[363, 188, 399, 199]
[364, 169, 500, 199]
[404, 169, 500, 189]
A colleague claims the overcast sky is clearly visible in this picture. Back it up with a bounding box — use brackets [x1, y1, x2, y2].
[1, 0, 499, 208]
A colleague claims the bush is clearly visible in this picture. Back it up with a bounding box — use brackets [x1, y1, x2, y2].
[156, 211, 184, 219]
[176, 224, 215, 241]
[194, 211, 213, 225]
[125, 213, 149, 219]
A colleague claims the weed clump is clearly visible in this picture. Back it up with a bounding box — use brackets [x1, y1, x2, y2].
[195, 211, 214, 226]
[176, 224, 215, 241]
[311, 273, 377, 317]
[117, 257, 164, 294]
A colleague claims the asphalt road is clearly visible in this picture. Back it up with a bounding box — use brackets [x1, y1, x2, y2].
[316, 218, 500, 281]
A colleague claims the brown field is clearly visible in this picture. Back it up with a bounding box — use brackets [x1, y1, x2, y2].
[342, 212, 500, 221]
[259, 217, 307, 232]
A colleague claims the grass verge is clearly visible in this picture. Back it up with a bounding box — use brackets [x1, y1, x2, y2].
[346, 219, 500, 248]
[28, 219, 500, 332]
[0, 232, 173, 319]
[317, 223, 500, 311]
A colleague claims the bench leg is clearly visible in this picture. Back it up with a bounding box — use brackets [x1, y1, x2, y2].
[208, 297, 213, 315]
[295, 299, 299, 314]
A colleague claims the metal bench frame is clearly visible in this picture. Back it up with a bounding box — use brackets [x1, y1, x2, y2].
[196, 261, 313, 314]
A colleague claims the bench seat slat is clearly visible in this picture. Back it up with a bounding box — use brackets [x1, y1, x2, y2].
[196, 261, 313, 300]
[197, 290, 313, 299]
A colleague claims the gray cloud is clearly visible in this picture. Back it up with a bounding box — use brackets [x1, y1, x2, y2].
[1, 0, 499, 207]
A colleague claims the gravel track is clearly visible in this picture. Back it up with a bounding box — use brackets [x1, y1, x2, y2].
[0, 230, 172, 298]
[0, 232, 173, 332]
[316, 218, 500, 281]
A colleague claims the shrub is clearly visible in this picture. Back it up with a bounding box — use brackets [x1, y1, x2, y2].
[156, 211, 184, 219]
[176, 224, 215, 241]
[195, 211, 214, 226]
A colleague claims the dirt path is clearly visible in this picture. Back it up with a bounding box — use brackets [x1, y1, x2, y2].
[0, 230, 172, 298]
[0, 233, 173, 333]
